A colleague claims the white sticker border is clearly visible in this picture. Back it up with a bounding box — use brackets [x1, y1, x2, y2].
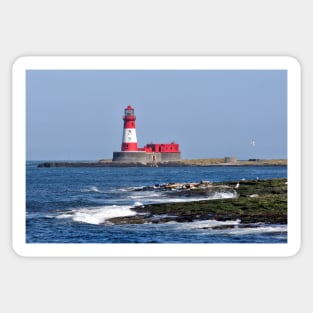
[12, 56, 301, 257]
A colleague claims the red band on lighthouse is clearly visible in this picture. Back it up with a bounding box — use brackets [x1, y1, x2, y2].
[121, 105, 138, 151]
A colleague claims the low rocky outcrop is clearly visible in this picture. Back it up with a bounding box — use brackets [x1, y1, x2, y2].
[106, 178, 287, 225]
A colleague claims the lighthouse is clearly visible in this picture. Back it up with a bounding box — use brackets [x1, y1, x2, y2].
[121, 105, 138, 151]
[112, 105, 181, 164]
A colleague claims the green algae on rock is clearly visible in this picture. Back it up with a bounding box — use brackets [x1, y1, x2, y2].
[106, 178, 287, 225]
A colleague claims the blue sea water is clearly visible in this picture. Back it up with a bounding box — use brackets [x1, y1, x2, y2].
[26, 162, 287, 243]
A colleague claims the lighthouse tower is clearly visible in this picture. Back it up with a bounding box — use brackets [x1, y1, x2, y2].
[121, 105, 138, 151]
[112, 105, 181, 164]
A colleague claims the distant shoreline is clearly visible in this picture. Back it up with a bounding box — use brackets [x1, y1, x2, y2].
[37, 158, 287, 168]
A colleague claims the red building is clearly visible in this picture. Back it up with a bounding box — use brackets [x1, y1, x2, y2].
[142, 143, 180, 153]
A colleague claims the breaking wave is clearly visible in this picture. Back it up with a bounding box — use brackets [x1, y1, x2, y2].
[175, 219, 241, 229]
[56, 205, 136, 225]
[226, 225, 287, 235]
[173, 219, 287, 235]
[128, 190, 236, 204]
[57, 189, 238, 226]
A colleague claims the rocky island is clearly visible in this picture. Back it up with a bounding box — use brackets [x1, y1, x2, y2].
[106, 178, 287, 226]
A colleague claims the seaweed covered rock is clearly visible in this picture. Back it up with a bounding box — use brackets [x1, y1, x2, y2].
[106, 178, 287, 225]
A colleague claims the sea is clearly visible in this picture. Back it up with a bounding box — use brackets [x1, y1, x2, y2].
[26, 162, 287, 244]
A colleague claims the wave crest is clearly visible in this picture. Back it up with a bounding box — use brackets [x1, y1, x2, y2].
[56, 205, 136, 225]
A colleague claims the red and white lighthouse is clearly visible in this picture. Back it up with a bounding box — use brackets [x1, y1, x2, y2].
[113, 105, 181, 163]
[121, 105, 138, 151]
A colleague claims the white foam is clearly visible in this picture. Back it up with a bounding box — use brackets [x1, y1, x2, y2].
[133, 201, 144, 207]
[82, 186, 103, 193]
[129, 191, 162, 199]
[56, 205, 136, 225]
[227, 225, 287, 235]
[159, 191, 237, 204]
[128, 191, 236, 205]
[176, 219, 241, 229]
[117, 188, 129, 192]
[209, 191, 237, 200]
[56, 213, 73, 219]
[173, 220, 287, 235]
[118, 186, 146, 192]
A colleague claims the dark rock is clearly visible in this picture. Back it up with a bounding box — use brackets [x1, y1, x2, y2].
[106, 178, 287, 226]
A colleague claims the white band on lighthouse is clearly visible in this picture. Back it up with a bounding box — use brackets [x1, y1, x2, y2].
[122, 128, 138, 143]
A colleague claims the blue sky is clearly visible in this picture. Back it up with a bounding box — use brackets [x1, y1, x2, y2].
[26, 69, 287, 160]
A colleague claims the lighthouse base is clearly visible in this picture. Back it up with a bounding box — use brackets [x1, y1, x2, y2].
[112, 152, 148, 164]
[112, 152, 181, 164]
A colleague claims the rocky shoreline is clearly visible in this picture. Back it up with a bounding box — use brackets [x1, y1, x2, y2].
[106, 178, 287, 226]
